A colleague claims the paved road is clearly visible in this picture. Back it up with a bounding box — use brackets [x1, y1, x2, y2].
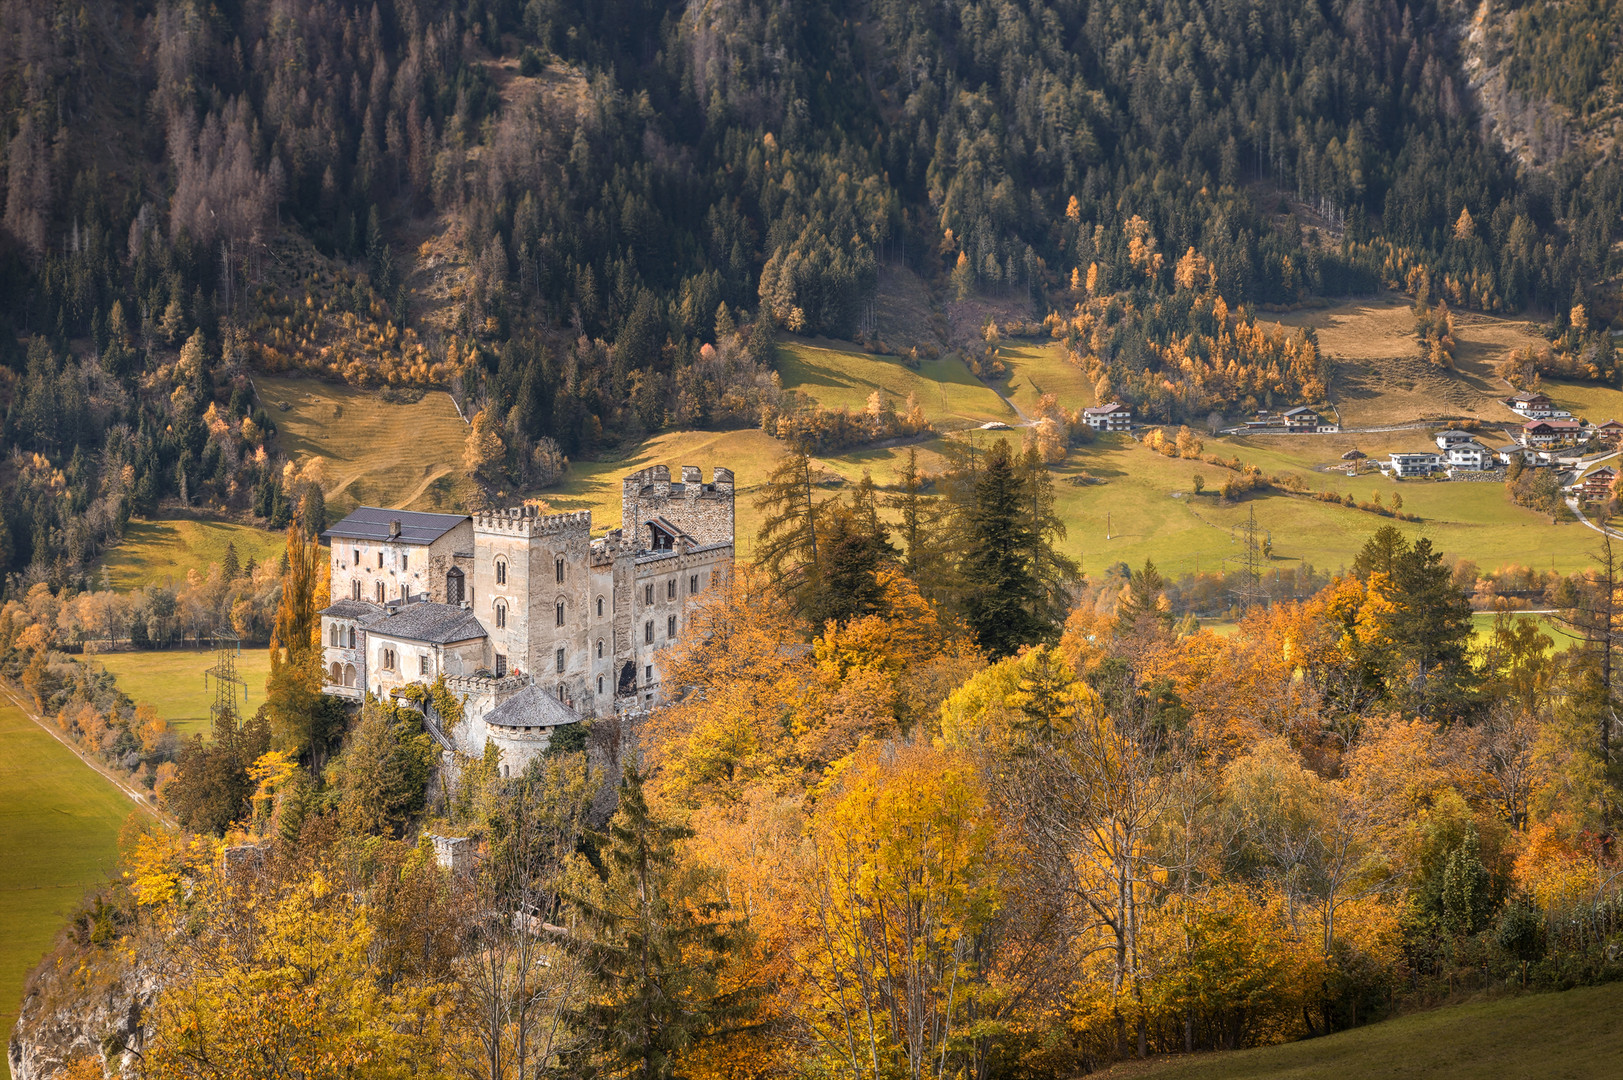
[1566, 497, 1623, 541]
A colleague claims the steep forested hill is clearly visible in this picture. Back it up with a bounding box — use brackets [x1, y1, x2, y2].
[1, 0, 1621, 585]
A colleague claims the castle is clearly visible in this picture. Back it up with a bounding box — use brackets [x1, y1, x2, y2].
[317, 465, 734, 773]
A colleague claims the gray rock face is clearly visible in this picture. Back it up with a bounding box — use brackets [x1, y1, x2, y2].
[9, 939, 156, 1080]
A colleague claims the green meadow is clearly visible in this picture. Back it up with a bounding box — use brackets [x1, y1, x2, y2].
[92, 648, 273, 739]
[0, 703, 140, 1080]
[96, 516, 285, 590]
[1101, 982, 1623, 1080]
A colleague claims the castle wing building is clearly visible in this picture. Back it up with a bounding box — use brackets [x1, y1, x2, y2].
[317, 465, 734, 775]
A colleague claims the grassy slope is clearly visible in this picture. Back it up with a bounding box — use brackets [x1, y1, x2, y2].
[91, 648, 273, 739]
[1103, 983, 1623, 1080]
[0, 704, 135, 1080]
[96, 517, 286, 590]
[776, 339, 1013, 429]
[257, 375, 472, 518]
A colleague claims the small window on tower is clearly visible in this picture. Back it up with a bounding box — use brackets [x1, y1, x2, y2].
[556, 558, 564, 583]
[667, 579, 676, 600]
[556, 647, 565, 673]
[667, 614, 676, 638]
[645, 664, 653, 681]
[376, 581, 385, 603]
[644, 583, 654, 605]
[419, 655, 429, 676]
[402, 554, 408, 572]
[644, 620, 653, 644]
[353, 548, 359, 566]
[556, 601, 565, 626]
[690, 574, 698, 594]
[378, 551, 384, 569]
[495, 653, 507, 678]
[597, 675, 604, 694]
[352, 579, 361, 600]
[597, 596, 604, 617]
[495, 601, 507, 629]
[496, 559, 507, 585]
[596, 639, 604, 658]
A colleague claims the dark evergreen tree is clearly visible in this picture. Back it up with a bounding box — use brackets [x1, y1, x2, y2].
[963, 440, 1042, 657]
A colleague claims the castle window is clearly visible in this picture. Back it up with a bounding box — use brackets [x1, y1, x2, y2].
[495, 653, 507, 678]
[353, 548, 359, 566]
[496, 558, 507, 585]
[667, 615, 676, 638]
[383, 648, 396, 670]
[690, 574, 698, 594]
[352, 579, 362, 601]
[556, 558, 564, 583]
[347, 626, 356, 648]
[378, 551, 384, 569]
[329, 624, 337, 646]
[597, 596, 604, 617]
[556, 601, 565, 626]
[644, 620, 653, 643]
[558, 685, 566, 701]
[645, 664, 653, 681]
[556, 647, 565, 673]
[667, 579, 676, 600]
[447, 567, 465, 603]
[419, 655, 430, 676]
[402, 554, 408, 572]
[644, 583, 654, 605]
[596, 639, 604, 658]
[597, 675, 604, 694]
[401, 582, 410, 601]
[376, 581, 385, 603]
[495, 601, 507, 629]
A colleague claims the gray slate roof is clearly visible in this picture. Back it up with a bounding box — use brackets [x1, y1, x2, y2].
[322, 507, 469, 545]
[486, 682, 582, 729]
[320, 599, 375, 620]
[358, 601, 487, 644]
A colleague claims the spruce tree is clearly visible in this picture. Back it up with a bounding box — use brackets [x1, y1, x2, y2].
[753, 447, 825, 616]
[569, 766, 754, 1080]
[963, 439, 1041, 657]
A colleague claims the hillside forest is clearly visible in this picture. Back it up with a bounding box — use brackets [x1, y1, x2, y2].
[9, 452, 1623, 1077]
[6, 0, 1623, 586]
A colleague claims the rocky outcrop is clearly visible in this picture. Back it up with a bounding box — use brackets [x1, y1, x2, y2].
[8, 936, 156, 1080]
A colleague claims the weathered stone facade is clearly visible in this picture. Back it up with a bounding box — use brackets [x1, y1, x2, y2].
[317, 465, 734, 774]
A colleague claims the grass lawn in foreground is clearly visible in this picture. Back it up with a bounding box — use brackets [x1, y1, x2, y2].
[0, 702, 137, 1080]
[96, 516, 285, 590]
[1102, 982, 1623, 1079]
[91, 648, 272, 739]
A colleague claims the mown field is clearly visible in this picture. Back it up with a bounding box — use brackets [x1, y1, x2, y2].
[1102, 982, 1623, 1080]
[92, 648, 273, 739]
[257, 375, 472, 517]
[775, 339, 1013, 429]
[96, 516, 285, 590]
[0, 702, 138, 1080]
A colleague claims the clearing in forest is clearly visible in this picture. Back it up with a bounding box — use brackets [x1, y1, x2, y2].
[1267, 294, 1545, 427]
[96, 517, 285, 591]
[776, 339, 1014, 430]
[256, 376, 472, 518]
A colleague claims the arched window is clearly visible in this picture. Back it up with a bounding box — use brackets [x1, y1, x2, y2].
[495, 601, 507, 629]
[555, 647, 565, 673]
[347, 626, 356, 648]
[376, 581, 385, 602]
[556, 601, 565, 626]
[556, 557, 564, 583]
[596, 596, 604, 617]
[644, 583, 654, 605]
[644, 620, 653, 644]
[330, 661, 342, 684]
[597, 675, 604, 694]
[352, 579, 361, 600]
[329, 625, 337, 646]
[446, 567, 465, 603]
[667, 614, 677, 638]
[667, 579, 676, 600]
[596, 639, 604, 658]
[495, 558, 507, 585]
[343, 663, 356, 688]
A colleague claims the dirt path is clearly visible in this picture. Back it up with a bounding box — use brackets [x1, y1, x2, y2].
[0, 681, 173, 828]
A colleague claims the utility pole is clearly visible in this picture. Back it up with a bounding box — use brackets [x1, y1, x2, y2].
[1227, 505, 1266, 613]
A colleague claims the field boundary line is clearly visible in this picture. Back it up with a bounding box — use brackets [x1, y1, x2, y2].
[0, 680, 173, 828]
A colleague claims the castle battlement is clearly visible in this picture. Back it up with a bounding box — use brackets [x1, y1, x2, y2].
[472, 506, 592, 537]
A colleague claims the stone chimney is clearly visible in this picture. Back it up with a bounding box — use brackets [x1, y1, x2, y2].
[389, 519, 402, 538]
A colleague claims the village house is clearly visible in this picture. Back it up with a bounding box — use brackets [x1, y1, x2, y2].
[1520, 419, 1584, 447]
[1388, 451, 1442, 478]
[1495, 442, 1536, 466]
[1595, 419, 1623, 443]
[1082, 401, 1133, 431]
[1444, 439, 1491, 471]
[1576, 466, 1617, 503]
[318, 464, 735, 774]
[1435, 430, 1481, 450]
[1505, 391, 1573, 420]
[1243, 406, 1338, 433]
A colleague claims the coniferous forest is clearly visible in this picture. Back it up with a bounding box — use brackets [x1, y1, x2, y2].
[4, 0, 1623, 584]
[9, 2, 1623, 1077]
